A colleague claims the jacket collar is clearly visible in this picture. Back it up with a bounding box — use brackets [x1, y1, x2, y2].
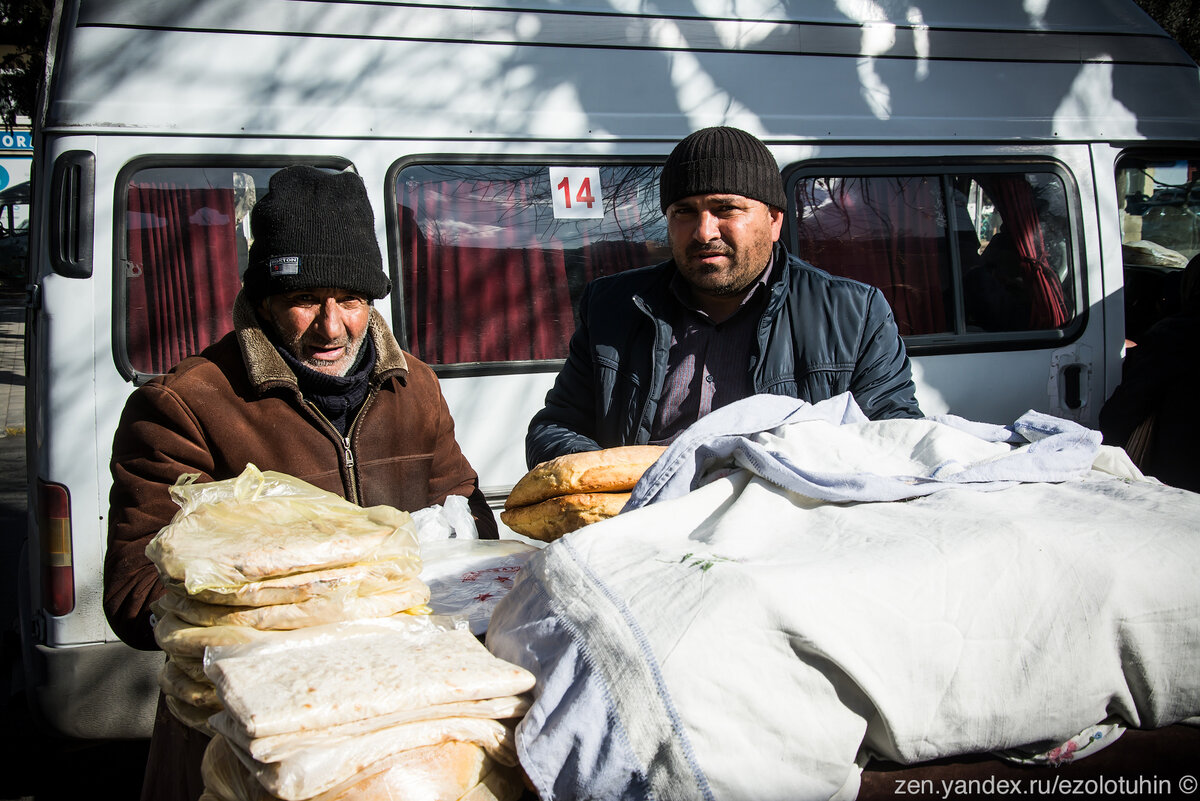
[232, 290, 409, 394]
[641, 241, 793, 319]
[763, 241, 794, 315]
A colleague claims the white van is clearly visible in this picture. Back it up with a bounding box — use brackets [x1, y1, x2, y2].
[19, 0, 1200, 739]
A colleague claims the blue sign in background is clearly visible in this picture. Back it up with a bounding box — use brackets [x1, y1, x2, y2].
[0, 132, 33, 150]
[0, 165, 9, 192]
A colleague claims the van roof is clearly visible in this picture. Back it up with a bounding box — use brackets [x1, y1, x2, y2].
[44, 0, 1200, 144]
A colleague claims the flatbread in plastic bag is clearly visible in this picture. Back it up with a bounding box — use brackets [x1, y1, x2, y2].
[166, 693, 219, 737]
[229, 716, 517, 800]
[155, 610, 275, 660]
[156, 580, 430, 630]
[209, 694, 531, 763]
[204, 616, 535, 738]
[167, 559, 423, 607]
[146, 464, 420, 594]
[159, 657, 221, 710]
[202, 734, 498, 801]
[169, 653, 209, 683]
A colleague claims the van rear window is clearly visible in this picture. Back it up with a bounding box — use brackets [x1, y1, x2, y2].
[393, 163, 667, 367]
[120, 164, 344, 377]
[789, 169, 1076, 340]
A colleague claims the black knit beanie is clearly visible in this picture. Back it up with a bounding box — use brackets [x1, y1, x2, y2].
[244, 166, 391, 303]
[659, 126, 786, 213]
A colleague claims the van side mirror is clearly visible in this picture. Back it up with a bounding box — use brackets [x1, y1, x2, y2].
[50, 150, 95, 278]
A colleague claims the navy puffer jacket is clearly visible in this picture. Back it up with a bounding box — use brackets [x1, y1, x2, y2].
[526, 242, 922, 468]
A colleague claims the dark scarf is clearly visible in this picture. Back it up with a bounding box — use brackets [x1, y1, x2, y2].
[276, 335, 377, 436]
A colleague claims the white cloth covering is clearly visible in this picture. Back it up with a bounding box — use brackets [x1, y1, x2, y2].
[487, 395, 1200, 801]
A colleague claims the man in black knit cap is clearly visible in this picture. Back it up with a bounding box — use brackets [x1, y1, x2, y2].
[526, 126, 922, 468]
[105, 165, 496, 801]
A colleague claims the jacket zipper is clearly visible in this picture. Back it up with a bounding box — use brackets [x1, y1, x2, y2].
[342, 395, 374, 503]
[632, 293, 670, 444]
[304, 395, 372, 505]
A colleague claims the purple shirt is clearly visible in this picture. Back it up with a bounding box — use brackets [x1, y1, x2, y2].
[649, 252, 780, 444]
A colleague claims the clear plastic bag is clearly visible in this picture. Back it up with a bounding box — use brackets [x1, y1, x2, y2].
[202, 734, 508, 801]
[156, 580, 430, 630]
[154, 610, 275, 660]
[146, 464, 420, 594]
[229, 716, 516, 800]
[202, 615, 533, 739]
[411, 493, 480, 544]
[209, 694, 530, 763]
[419, 540, 538, 635]
[165, 693, 219, 737]
[159, 657, 221, 709]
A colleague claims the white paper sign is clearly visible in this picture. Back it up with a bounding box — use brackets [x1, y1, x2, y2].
[549, 167, 604, 219]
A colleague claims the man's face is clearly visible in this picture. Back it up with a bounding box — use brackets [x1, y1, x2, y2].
[258, 287, 371, 377]
[666, 193, 784, 303]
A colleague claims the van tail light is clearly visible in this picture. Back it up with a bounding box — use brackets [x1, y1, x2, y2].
[38, 480, 75, 616]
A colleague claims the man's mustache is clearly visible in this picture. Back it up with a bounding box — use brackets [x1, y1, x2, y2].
[687, 243, 733, 258]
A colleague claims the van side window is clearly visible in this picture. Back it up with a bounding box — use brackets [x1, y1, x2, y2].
[1115, 154, 1200, 342]
[120, 164, 343, 378]
[393, 163, 667, 366]
[789, 169, 1075, 340]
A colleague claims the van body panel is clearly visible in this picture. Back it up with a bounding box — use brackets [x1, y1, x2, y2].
[1091, 142, 1140, 402]
[48, 1, 1196, 143]
[21, 0, 1200, 739]
[31, 642, 162, 739]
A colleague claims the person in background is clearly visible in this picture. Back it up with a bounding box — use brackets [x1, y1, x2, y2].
[104, 165, 496, 801]
[526, 126, 922, 468]
[1099, 253, 1200, 493]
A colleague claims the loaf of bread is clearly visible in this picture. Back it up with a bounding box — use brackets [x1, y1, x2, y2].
[501, 492, 631, 542]
[501, 446, 664, 541]
[505, 446, 665, 509]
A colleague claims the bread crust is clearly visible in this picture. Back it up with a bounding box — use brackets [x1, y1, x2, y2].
[505, 446, 665, 509]
[500, 492, 631, 542]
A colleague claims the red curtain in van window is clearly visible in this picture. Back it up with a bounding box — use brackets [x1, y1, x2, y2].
[794, 177, 949, 336]
[978, 176, 1069, 329]
[399, 181, 574, 365]
[579, 205, 658, 288]
[126, 183, 239, 374]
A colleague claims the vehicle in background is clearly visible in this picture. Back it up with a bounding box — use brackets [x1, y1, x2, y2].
[19, 0, 1200, 740]
[0, 181, 30, 289]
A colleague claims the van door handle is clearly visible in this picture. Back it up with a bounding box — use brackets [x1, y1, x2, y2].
[1063, 363, 1083, 410]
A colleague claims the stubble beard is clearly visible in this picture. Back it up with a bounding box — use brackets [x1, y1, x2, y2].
[673, 235, 773, 299]
[283, 330, 366, 377]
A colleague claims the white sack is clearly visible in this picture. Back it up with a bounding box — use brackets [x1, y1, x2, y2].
[488, 399, 1200, 801]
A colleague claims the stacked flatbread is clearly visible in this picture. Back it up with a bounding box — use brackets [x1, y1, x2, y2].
[500, 446, 665, 541]
[200, 616, 534, 801]
[147, 464, 428, 735]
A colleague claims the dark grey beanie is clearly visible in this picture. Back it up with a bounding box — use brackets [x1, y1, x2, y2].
[244, 166, 391, 303]
[659, 126, 786, 213]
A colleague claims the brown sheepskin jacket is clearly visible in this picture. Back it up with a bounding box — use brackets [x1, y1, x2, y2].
[104, 291, 496, 653]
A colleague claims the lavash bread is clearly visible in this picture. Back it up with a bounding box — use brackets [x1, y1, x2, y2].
[169, 560, 423, 607]
[160, 658, 222, 710]
[501, 446, 664, 541]
[156, 582, 431, 631]
[146, 466, 536, 799]
[145, 466, 429, 738]
[201, 734, 524, 801]
[201, 616, 534, 800]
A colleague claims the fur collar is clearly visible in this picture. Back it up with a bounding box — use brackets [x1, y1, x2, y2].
[232, 290, 409, 393]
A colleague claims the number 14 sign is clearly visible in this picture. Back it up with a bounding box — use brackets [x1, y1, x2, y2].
[549, 167, 604, 219]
